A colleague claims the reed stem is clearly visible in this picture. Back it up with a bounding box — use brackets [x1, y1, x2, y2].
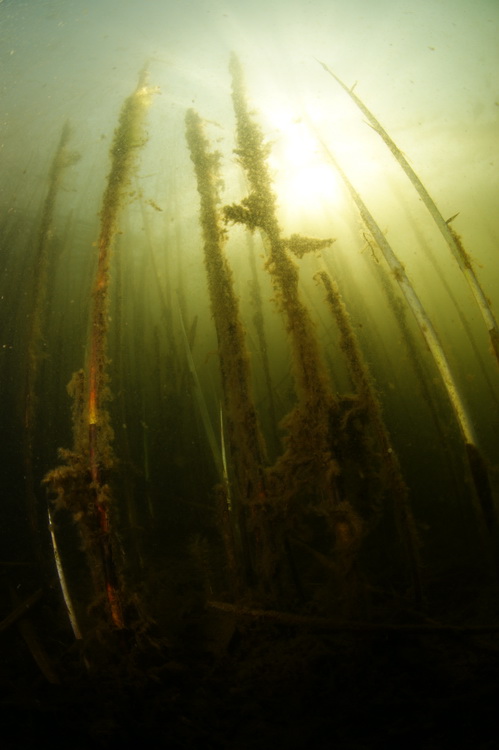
[44, 70, 156, 633]
[320, 140, 499, 570]
[185, 107, 268, 591]
[318, 61, 499, 368]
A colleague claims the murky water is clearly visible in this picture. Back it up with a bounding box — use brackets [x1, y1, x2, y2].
[1, 0, 498, 644]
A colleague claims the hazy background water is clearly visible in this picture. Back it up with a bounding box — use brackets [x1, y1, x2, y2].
[1, 0, 498, 618]
[1, 0, 497, 224]
[1, 0, 498, 323]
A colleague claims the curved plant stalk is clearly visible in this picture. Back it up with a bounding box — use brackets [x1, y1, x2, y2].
[23, 122, 78, 564]
[319, 140, 499, 569]
[324, 143, 476, 444]
[48, 506, 82, 640]
[318, 60, 499, 368]
[245, 231, 280, 456]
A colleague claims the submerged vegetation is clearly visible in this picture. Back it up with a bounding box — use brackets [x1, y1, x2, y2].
[1, 54, 498, 666]
[43, 69, 157, 634]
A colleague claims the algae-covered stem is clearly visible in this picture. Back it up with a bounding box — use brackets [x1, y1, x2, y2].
[319, 140, 499, 571]
[226, 53, 334, 418]
[246, 230, 280, 455]
[24, 122, 78, 567]
[88, 67, 155, 443]
[318, 60, 499, 369]
[86, 68, 156, 628]
[185, 108, 269, 591]
[317, 269, 422, 600]
[225, 55, 369, 599]
[320, 139, 476, 445]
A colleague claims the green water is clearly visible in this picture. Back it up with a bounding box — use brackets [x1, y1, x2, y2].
[1, 0, 498, 644]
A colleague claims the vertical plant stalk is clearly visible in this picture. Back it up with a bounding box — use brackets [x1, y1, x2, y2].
[88, 69, 153, 465]
[44, 71, 156, 633]
[87, 70, 156, 629]
[185, 108, 268, 592]
[318, 61, 499, 368]
[224, 56, 371, 607]
[226, 55, 334, 415]
[177, 300, 224, 479]
[246, 232, 280, 455]
[317, 269, 422, 600]
[224, 56, 338, 485]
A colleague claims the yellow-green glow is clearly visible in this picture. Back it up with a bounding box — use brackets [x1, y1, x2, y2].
[270, 118, 342, 212]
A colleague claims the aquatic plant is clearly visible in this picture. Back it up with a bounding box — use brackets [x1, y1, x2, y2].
[185, 107, 271, 594]
[318, 61, 499, 369]
[317, 269, 422, 599]
[23, 122, 79, 564]
[44, 69, 157, 634]
[1, 45, 495, 672]
[246, 230, 280, 455]
[318, 135, 499, 575]
[223, 55, 394, 609]
[225, 55, 337, 491]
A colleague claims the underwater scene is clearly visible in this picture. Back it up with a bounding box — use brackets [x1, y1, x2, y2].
[1, 0, 498, 746]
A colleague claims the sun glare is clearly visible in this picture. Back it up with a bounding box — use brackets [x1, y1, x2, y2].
[270, 117, 343, 215]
